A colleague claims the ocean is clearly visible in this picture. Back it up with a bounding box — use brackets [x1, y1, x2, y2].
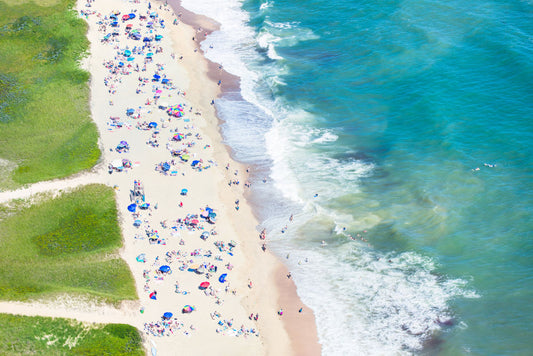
[179, 0, 533, 354]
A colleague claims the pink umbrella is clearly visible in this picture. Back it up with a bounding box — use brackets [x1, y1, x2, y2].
[199, 281, 210, 289]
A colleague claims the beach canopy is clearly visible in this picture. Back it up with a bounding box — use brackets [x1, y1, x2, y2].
[159, 265, 171, 273]
[127, 203, 137, 212]
[182, 305, 194, 314]
[219, 273, 227, 283]
[162, 312, 173, 319]
[199, 281, 210, 289]
[136, 253, 146, 262]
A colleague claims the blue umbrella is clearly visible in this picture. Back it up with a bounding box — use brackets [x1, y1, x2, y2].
[153, 74, 161, 80]
[162, 162, 170, 171]
[159, 265, 171, 273]
[133, 219, 142, 227]
[162, 312, 173, 319]
[148, 121, 157, 128]
[127, 203, 137, 212]
[161, 78, 169, 84]
[181, 188, 188, 195]
[191, 160, 200, 166]
[219, 273, 227, 283]
[128, 13, 136, 19]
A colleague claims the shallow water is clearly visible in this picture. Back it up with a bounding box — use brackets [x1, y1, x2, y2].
[181, 0, 533, 354]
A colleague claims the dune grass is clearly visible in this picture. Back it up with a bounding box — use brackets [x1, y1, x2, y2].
[0, 0, 100, 188]
[0, 314, 144, 355]
[0, 184, 136, 303]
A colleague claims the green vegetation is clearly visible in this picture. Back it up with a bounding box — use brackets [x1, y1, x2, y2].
[0, 0, 100, 188]
[0, 314, 144, 355]
[0, 184, 136, 303]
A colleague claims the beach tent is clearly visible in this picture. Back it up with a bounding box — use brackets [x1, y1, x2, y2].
[148, 121, 158, 128]
[155, 35, 163, 41]
[219, 273, 227, 283]
[162, 312, 173, 320]
[159, 265, 171, 273]
[136, 253, 146, 262]
[127, 203, 137, 212]
[126, 108, 135, 116]
[133, 219, 142, 227]
[182, 305, 194, 314]
[180, 188, 188, 196]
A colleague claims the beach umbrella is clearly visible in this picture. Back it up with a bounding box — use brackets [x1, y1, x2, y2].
[118, 61, 124, 67]
[128, 13, 136, 19]
[200, 231, 210, 240]
[148, 121, 158, 128]
[162, 312, 173, 319]
[143, 37, 152, 42]
[196, 265, 205, 274]
[181, 188, 188, 195]
[122, 14, 130, 21]
[150, 11, 157, 18]
[187, 264, 199, 272]
[146, 52, 153, 57]
[153, 74, 161, 80]
[162, 162, 170, 171]
[136, 253, 146, 262]
[161, 78, 169, 84]
[180, 154, 190, 161]
[191, 160, 200, 167]
[124, 49, 132, 57]
[199, 281, 210, 289]
[149, 291, 157, 300]
[219, 273, 227, 283]
[155, 35, 163, 41]
[155, 89, 162, 94]
[182, 305, 194, 314]
[159, 265, 171, 273]
[133, 219, 142, 227]
[139, 203, 150, 209]
[126, 108, 135, 116]
[191, 219, 199, 225]
[127, 203, 137, 212]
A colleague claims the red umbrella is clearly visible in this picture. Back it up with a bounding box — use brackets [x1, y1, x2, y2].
[199, 281, 210, 289]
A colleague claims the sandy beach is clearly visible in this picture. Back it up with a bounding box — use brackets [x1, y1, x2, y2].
[45, 0, 322, 354]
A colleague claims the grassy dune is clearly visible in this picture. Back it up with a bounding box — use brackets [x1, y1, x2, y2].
[0, 184, 136, 303]
[0, 0, 100, 188]
[0, 314, 144, 355]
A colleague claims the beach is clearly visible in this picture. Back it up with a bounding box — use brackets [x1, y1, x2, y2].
[73, 0, 320, 354]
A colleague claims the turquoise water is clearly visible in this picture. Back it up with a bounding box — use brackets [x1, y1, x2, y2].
[181, 0, 533, 354]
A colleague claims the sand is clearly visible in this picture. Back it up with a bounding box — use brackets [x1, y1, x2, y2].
[0, 0, 321, 354]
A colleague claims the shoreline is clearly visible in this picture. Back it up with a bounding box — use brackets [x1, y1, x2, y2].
[161, 1, 321, 354]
